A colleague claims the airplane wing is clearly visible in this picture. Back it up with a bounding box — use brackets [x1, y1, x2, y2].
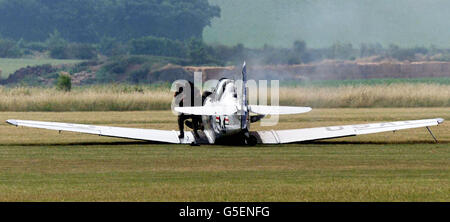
[5, 120, 199, 144]
[253, 118, 444, 144]
[249, 105, 312, 115]
[175, 105, 238, 116]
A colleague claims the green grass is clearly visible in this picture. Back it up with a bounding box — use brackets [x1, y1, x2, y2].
[0, 108, 448, 201]
[0, 58, 83, 78]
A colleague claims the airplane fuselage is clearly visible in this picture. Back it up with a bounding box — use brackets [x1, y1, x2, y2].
[201, 78, 249, 144]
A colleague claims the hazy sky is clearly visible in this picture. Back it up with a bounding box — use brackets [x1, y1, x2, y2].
[203, 0, 450, 48]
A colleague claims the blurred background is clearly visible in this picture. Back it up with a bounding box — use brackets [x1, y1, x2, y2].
[0, 0, 448, 111]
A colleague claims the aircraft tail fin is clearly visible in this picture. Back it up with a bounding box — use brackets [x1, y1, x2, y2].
[241, 62, 249, 130]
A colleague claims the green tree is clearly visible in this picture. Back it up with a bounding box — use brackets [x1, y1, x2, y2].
[99, 37, 129, 56]
[0, 0, 220, 43]
[188, 38, 209, 65]
[329, 42, 354, 60]
[0, 38, 22, 58]
[293, 40, 306, 54]
[66, 43, 97, 60]
[130, 36, 187, 57]
[56, 72, 72, 92]
[47, 30, 69, 59]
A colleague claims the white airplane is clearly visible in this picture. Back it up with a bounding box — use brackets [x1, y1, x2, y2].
[6, 63, 444, 146]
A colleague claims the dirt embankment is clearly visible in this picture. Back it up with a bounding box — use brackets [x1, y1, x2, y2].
[0, 64, 56, 85]
[184, 61, 450, 81]
[3, 60, 450, 86]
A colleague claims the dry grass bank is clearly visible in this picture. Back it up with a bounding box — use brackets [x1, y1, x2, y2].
[0, 85, 172, 111]
[0, 83, 448, 111]
[279, 83, 450, 108]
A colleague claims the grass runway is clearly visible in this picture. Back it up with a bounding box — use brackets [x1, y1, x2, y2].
[0, 108, 449, 201]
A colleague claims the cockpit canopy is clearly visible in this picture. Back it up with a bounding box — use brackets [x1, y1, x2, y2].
[215, 78, 237, 100]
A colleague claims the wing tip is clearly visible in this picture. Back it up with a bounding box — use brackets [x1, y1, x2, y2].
[6, 119, 18, 126]
[437, 118, 444, 124]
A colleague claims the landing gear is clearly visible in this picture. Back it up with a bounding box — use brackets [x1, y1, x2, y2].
[190, 141, 200, 147]
[242, 131, 258, 146]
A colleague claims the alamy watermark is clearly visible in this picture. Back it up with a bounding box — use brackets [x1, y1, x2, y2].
[171, 71, 280, 126]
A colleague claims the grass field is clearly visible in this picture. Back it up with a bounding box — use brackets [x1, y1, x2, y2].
[0, 83, 449, 111]
[0, 58, 83, 78]
[0, 108, 448, 201]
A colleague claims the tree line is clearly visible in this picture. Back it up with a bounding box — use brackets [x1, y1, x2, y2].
[3, 31, 450, 65]
[0, 0, 449, 65]
[0, 0, 220, 43]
